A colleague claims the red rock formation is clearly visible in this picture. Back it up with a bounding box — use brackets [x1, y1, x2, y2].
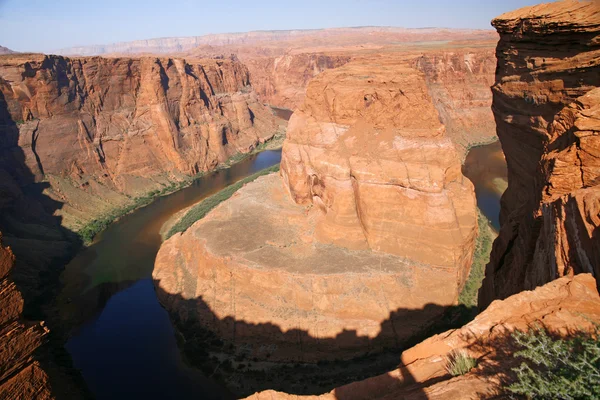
[414, 49, 497, 153]
[281, 59, 478, 272]
[154, 57, 477, 364]
[0, 234, 53, 400]
[0, 53, 279, 231]
[479, 0, 600, 308]
[247, 273, 600, 399]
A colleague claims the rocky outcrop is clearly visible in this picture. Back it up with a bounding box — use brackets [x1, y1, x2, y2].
[281, 59, 477, 271]
[154, 57, 477, 369]
[0, 53, 279, 232]
[479, 0, 600, 308]
[247, 273, 600, 399]
[0, 234, 53, 400]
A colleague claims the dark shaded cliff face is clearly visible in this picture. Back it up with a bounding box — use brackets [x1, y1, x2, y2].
[0, 235, 53, 399]
[0, 54, 279, 232]
[479, 0, 600, 308]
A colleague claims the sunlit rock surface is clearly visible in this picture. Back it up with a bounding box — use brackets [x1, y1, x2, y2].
[479, 0, 600, 307]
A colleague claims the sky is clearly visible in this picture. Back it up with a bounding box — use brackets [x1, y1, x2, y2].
[0, 0, 546, 53]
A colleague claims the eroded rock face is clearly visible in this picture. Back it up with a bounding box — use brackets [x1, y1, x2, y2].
[414, 49, 497, 153]
[0, 234, 53, 400]
[0, 53, 279, 231]
[281, 59, 478, 273]
[243, 53, 352, 110]
[479, 0, 600, 308]
[154, 58, 477, 367]
[247, 274, 600, 399]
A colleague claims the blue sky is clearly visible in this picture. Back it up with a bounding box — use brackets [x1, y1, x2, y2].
[0, 0, 545, 52]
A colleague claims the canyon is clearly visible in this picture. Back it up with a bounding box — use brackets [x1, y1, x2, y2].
[0, 54, 280, 234]
[153, 52, 479, 394]
[0, 0, 598, 399]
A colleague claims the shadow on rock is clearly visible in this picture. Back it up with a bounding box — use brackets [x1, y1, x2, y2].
[0, 84, 90, 398]
[153, 277, 477, 398]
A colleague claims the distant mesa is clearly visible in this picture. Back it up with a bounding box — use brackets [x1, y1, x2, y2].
[0, 46, 16, 55]
[54, 27, 497, 56]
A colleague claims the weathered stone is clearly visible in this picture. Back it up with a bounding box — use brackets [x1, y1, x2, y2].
[479, 0, 600, 307]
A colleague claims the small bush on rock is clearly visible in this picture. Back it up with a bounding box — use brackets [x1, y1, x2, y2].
[446, 349, 477, 376]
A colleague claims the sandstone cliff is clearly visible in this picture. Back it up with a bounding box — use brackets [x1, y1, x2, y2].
[0, 234, 53, 400]
[0, 54, 279, 232]
[281, 58, 477, 271]
[242, 53, 351, 110]
[479, 0, 600, 307]
[154, 57, 477, 376]
[414, 49, 497, 153]
[247, 273, 600, 399]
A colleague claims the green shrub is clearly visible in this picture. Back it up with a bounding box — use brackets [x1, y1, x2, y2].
[458, 211, 494, 307]
[166, 165, 280, 239]
[507, 326, 600, 399]
[446, 349, 477, 376]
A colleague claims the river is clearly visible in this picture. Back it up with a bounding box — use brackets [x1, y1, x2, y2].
[462, 141, 508, 230]
[59, 141, 506, 400]
[60, 150, 281, 400]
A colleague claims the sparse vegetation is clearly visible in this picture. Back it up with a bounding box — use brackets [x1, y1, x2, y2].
[446, 349, 477, 376]
[166, 164, 280, 239]
[76, 133, 284, 245]
[458, 210, 494, 307]
[77, 179, 192, 244]
[507, 326, 600, 400]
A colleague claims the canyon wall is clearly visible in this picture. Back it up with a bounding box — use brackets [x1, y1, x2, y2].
[0, 54, 279, 233]
[242, 53, 352, 110]
[479, 0, 600, 308]
[281, 58, 478, 271]
[414, 48, 497, 152]
[0, 234, 53, 400]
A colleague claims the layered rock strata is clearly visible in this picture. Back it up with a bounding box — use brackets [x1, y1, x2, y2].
[414, 49, 497, 153]
[0, 53, 279, 232]
[479, 0, 600, 307]
[154, 59, 477, 364]
[247, 273, 600, 399]
[0, 234, 53, 400]
[281, 60, 478, 270]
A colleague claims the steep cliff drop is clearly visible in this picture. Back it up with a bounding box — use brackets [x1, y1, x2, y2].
[479, 0, 600, 308]
[153, 55, 477, 394]
[0, 54, 280, 235]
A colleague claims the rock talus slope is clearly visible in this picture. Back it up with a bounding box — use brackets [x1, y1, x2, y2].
[0, 54, 279, 232]
[479, 0, 600, 307]
[247, 273, 600, 400]
[154, 58, 477, 363]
